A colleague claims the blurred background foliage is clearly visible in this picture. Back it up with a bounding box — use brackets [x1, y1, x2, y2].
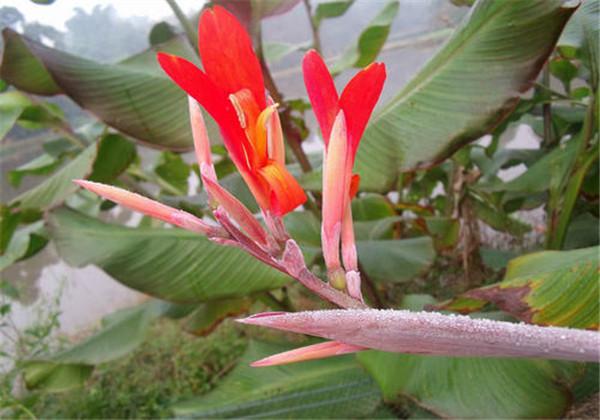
[0, 0, 598, 418]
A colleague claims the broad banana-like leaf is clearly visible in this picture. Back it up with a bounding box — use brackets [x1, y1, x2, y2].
[435, 246, 599, 329]
[355, 0, 578, 191]
[358, 350, 587, 418]
[172, 341, 383, 418]
[48, 208, 289, 303]
[0, 30, 211, 151]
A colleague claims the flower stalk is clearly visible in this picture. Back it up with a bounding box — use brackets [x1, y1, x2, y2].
[239, 309, 600, 365]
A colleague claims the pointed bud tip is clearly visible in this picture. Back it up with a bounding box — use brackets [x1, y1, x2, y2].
[73, 179, 100, 191]
[236, 311, 287, 325]
[249, 358, 273, 368]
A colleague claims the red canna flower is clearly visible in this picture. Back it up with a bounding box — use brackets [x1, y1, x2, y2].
[302, 50, 385, 297]
[157, 5, 306, 216]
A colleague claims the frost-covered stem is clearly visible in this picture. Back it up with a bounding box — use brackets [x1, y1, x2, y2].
[239, 309, 600, 363]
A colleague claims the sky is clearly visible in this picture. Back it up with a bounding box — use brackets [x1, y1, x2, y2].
[4, 0, 204, 30]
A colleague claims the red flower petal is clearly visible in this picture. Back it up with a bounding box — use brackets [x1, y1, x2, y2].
[349, 174, 360, 198]
[157, 52, 250, 171]
[199, 5, 266, 109]
[339, 62, 386, 154]
[302, 50, 339, 146]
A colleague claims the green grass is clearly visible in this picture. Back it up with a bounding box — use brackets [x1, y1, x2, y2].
[27, 320, 246, 418]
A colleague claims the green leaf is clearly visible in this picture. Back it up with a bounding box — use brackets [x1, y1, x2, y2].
[424, 216, 460, 250]
[550, 57, 578, 92]
[356, 0, 577, 191]
[356, 237, 434, 283]
[358, 350, 584, 418]
[437, 246, 599, 329]
[559, 0, 599, 86]
[0, 31, 60, 95]
[479, 247, 519, 271]
[251, 0, 302, 18]
[88, 133, 136, 183]
[0, 206, 21, 253]
[450, 0, 475, 6]
[351, 194, 399, 240]
[579, 0, 599, 87]
[22, 300, 168, 392]
[0, 221, 47, 271]
[17, 100, 65, 130]
[564, 213, 599, 249]
[21, 363, 93, 393]
[470, 194, 531, 236]
[313, 0, 354, 27]
[9, 134, 134, 211]
[0, 279, 20, 299]
[48, 208, 289, 303]
[148, 21, 176, 46]
[0, 91, 32, 140]
[0, 29, 212, 151]
[154, 151, 190, 195]
[284, 211, 321, 247]
[172, 341, 382, 418]
[331, 0, 398, 73]
[483, 138, 579, 194]
[10, 144, 96, 210]
[183, 297, 251, 336]
[351, 194, 395, 220]
[8, 153, 63, 187]
[263, 42, 308, 64]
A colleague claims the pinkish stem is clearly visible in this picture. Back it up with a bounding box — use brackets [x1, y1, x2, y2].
[281, 240, 368, 309]
[239, 309, 600, 363]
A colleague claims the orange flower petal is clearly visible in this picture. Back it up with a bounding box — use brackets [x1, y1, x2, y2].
[258, 161, 306, 216]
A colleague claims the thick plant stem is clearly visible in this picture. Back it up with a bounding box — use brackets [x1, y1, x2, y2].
[542, 65, 554, 149]
[546, 94, 597, 249]
[547, 144, 598, 249]
[165, 0, 198, 50]
[240, 309, 600, 363]
[303, 0, 322, 54]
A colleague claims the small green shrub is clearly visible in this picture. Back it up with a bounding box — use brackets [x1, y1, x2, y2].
[29, 320, 246, 418]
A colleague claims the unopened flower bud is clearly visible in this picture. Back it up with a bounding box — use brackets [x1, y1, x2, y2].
[329, 268, 346, 290]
